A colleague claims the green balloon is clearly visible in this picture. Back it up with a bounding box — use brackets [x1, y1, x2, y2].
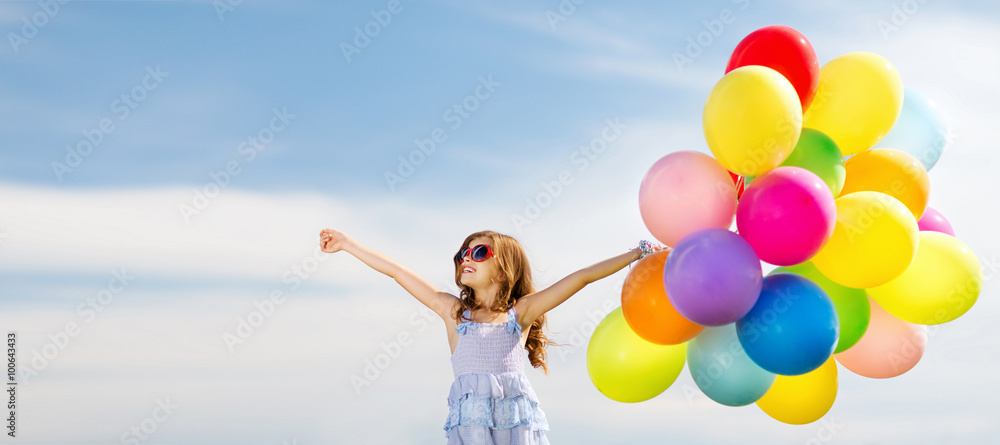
[779, 128, 846, 196]
[586, 307, 687, 403]
[772, 262, 870, 353]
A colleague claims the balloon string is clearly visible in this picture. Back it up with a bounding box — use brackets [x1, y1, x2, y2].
[628, 240, 654, 270]
[734, 175, 744, 234]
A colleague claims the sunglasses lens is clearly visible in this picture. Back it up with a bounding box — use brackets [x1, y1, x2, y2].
[472, 245, 489, 261]
[456, 247, 469, 262]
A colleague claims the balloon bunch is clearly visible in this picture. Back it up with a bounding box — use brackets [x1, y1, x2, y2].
[586, 25, 982, 425]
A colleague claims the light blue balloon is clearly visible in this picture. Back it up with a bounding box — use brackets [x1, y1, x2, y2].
[875, 89, 948, 171]
[687, 324, 775, 407]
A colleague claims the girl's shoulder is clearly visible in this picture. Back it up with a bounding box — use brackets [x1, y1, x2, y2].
[434, 293, 464, 326]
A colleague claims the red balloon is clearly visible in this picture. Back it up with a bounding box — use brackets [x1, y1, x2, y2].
[725, 25, 819, 111]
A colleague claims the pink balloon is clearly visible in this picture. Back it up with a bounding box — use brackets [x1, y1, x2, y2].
[917, 206, 955, 236]
[835, 298, 927, 379]
[735, 167, 836, 265]
[638, 151, 736, 246]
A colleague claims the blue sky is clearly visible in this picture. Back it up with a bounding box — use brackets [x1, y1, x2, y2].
[2, 0, 1000, 444]
[7, 0, 978, 194]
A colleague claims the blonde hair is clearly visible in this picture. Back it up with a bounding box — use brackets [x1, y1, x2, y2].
[452, 230, 560, 374]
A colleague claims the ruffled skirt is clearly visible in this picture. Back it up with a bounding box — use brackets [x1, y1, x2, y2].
[444, 372, 549, 444]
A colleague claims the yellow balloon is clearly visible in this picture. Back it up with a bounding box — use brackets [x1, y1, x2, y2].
[803, 52, 904, 155]
[868, 231, 982, 324]
[841, 148, 930, 220]
[812, 191, 918, 288]
[756, 358, 838, 425]
[703, 65, 802, 177]
[586, 307, 687, 403]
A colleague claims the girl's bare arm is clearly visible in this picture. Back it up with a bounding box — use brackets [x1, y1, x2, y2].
[518, 244, 667, 325]
[320, 229, 457, 318]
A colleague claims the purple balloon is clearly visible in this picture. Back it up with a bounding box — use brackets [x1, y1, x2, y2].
[664, 228, 763, 326]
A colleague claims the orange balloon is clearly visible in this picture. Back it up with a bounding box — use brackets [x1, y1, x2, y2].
[840, 148, 930, 220]
[835, 297, 927, 379]
[621, 251, 704, 345]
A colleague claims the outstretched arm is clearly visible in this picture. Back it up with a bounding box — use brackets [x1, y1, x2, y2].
[519, 244, 667, 326]
[320, 229, 456, 318]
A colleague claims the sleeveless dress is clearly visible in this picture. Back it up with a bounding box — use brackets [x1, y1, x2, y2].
[444, 305, 550, 444]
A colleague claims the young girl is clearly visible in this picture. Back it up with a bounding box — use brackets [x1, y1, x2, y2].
[319, 228, 664, 444]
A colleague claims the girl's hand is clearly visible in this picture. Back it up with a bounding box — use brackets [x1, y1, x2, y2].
[320, 229, 352, 253]
[635, 242, 671, 256]
[651, 243, 671, 253]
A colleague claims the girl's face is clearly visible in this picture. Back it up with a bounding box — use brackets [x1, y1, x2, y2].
[457, 237, 501, 288]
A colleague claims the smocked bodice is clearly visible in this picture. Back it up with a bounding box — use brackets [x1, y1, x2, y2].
[451, 306, 524, 378]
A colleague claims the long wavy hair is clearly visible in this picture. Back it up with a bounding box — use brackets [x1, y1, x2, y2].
[452, 230, 560, 375]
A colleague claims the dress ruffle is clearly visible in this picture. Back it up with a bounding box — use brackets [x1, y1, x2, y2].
[446, 424, 550, 445]
[456, 309, 522, 337]
[444, 372, 549, 436]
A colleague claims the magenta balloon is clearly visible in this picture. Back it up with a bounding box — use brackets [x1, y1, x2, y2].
[736, 167, 836, 265]
[664, 228, 763, 326]
[639, 151, 737, 247]
[917, 206, 955, 237]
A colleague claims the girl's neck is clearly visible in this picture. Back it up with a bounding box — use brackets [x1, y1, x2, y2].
[477, 297, 500, 310]
[472, 284, 502, 310]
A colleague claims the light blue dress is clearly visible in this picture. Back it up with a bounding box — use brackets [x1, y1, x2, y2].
[444, 305, 550, 444]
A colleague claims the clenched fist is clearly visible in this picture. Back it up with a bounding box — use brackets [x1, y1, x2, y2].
[320, 229, 352, 253]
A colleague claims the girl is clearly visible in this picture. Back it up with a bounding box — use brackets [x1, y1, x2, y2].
[319, 228, 664, 444]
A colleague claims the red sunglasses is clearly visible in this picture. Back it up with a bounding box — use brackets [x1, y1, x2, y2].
[454, 244, 495, 263]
